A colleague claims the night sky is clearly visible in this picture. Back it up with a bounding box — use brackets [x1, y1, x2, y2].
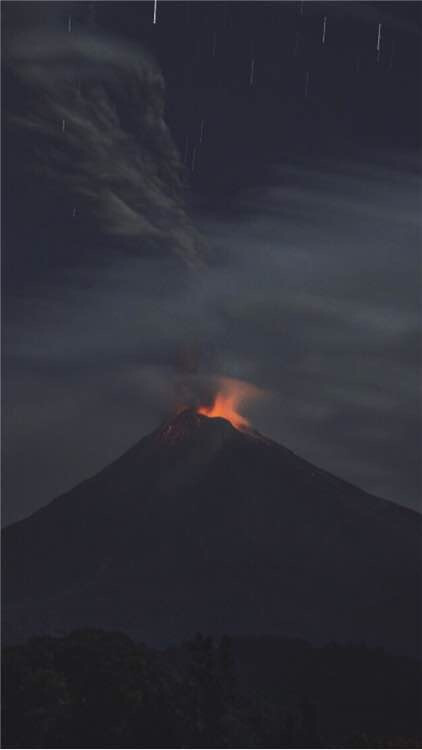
[3, 1, 421, 524]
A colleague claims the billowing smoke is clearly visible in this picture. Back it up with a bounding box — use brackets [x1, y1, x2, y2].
[7, 30, 200, 265]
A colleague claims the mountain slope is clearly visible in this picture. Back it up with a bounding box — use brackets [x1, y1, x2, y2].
[3, 410, 421, 654]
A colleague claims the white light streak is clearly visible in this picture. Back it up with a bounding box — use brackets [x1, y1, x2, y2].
[153, 0, 157, 25]
[377, 22, 382, 52]
[322, 16, 327, 45]
[250, 58, 255, 87]
[61, 119, 66, 132]
[199, 120, 205, 144]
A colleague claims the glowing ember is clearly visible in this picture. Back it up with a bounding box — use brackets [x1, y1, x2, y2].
[197, 377, 261, 430]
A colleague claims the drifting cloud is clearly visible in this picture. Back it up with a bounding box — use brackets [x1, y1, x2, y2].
[5, 154, 421, 522]
[7, 30, 200, 265]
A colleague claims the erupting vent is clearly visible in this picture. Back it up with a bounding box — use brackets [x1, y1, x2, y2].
[197, 376, 262, 430]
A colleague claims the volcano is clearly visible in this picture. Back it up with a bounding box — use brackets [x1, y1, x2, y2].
[3, 410, 421, 655]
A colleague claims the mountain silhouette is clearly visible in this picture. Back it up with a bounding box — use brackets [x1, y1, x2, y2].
[3, 410, 420, 654]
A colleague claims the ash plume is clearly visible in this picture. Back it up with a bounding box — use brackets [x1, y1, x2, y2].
[7, 30, 200, 265]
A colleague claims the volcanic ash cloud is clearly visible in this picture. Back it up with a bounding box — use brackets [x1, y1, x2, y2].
[8, 30, 200, 266]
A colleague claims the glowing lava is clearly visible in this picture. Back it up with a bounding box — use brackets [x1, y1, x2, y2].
[197, 377, 261, 430]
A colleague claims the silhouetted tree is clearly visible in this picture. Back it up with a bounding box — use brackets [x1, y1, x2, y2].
[2, 630, 421, 748]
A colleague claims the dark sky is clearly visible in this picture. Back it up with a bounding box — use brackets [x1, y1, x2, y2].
[3, 1, 421, 524]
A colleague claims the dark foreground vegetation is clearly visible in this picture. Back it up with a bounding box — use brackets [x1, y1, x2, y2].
[2, 629, 421, 748]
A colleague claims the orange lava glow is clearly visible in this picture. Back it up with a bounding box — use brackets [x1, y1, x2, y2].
[197, 377, 261, 430]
